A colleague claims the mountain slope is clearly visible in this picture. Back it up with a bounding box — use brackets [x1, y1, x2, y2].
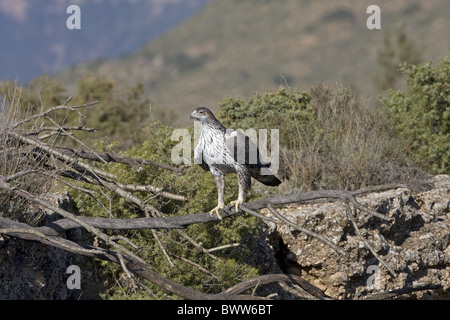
[55, 0, 450, 124]
[0, 0, 213, 81]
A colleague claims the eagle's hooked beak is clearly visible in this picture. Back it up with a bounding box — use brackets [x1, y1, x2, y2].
[190, 110, 197, 120]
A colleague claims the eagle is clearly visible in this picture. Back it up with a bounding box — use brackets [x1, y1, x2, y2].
[190, 107, 281, 219]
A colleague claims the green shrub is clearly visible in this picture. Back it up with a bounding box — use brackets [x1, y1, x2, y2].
[0, 74, 151, 148]
[380, 57, 450, 174]
[218, 85, 414, 191]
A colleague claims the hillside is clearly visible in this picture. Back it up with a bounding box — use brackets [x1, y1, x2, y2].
[0, 0, 213, 81]
[54, 0, 450, 125]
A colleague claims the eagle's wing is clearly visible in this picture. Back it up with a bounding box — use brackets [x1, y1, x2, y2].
[225, 130, 281, 187]
[194, 139, 210, 171]
[225, 130, 269, 167]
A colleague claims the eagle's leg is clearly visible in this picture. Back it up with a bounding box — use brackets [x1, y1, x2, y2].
[229, 198, 243, 213]
[211, 174, 225, 220]
[229, 169, 250, 212]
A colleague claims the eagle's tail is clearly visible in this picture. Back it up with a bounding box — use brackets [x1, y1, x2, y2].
[254, 174, 282, 186]
[249, 164, 282, 186]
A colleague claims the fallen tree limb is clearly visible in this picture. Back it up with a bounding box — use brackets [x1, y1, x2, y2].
[0, 216, 328, 300]
[55, 147, 186, 173]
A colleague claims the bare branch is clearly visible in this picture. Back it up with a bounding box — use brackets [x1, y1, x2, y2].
[55, 147, 186, 173]
[345, 203, 397, 277]
[27, 126, 97, 137]
[151, 229, 174, 267]
[168, 251, 221, 281]
[206, 243, 241, 253]
[266, 204, 344, 255]
[12, 100, 100, 129]
[8, 131, 117, 180]
[116, 182, 186, 201]
[3, 169, 39, 182]
[218, 274, 329, 300]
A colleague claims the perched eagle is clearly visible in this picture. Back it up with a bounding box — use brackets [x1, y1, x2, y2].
[190, 107, 281, 219]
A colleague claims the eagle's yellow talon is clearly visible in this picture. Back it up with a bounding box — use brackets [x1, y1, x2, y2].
[209, 204, 224, 220]
[229, 199, 243, 212]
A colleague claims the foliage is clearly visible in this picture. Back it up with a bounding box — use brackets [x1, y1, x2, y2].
[0, 74, 151, 148]
[218, 86, 416, 191]
[380, 56, 450, 174]
[69, 73, 150, 146]
[374, 27, 421, 91]
[218, 87, 314, 146]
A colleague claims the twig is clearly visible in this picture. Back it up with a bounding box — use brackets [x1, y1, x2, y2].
[168, 251, 221, 281]
[55, 147, 185, 173]
[151, 229, 174, 267]
[365, 283, 441, 300]
[4, 169, 39, 182]
[349, 197, 393, 222]
[117, 252, 134, 280]
[345, 203, 397, 277]
[240, 205, 277, 222]
[27, 126, 97, 136]
[218, 273, 329, 300]
[266, 204, 344, 255]
[110, 235, 139, 250]
[12, 100, 100, 129]
[206, 243, 241, 253]
[240, 204, 343, 254]
[115, 182, 186, 201]
[175, 229, 222, 262]
[45, 116, 107, 164]
[8, 131, 117, 180]
[67, 164, 161, 216]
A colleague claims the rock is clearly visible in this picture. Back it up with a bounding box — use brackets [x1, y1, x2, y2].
[262, 175, 450, 299]
[0, 193, 107, 300]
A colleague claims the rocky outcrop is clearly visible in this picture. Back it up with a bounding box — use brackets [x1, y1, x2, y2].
[1, 176, 448, 299]
[262, 175, 450, 299]
[0, 192, 106, 300]
[0, 237, 106, 299]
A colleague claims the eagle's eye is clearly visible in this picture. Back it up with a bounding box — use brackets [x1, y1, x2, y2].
[199, 110, 205, 114]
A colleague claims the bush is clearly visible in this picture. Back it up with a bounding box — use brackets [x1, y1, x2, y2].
[0, 74, 151, 148]
[218, 85, 416, 191]
[380, 57, 450, 174]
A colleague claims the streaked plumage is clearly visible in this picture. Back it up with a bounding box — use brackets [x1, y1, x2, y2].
[190, 107, 281, 219]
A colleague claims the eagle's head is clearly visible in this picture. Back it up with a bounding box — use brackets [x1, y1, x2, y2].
[190, 107, 216, 123]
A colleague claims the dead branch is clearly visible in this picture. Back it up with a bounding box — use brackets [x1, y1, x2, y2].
[0, 215, 327, 300]
[11, 100, 100, 129]
[4, 183, 400, 234]
[27, 125, 97, 137]
[266, 203, 344, 255]
[115, 181, 186, 201]
[55, 147, 185, 173]
[345, 203, 397, 277]
[364, 283, 442, 300]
